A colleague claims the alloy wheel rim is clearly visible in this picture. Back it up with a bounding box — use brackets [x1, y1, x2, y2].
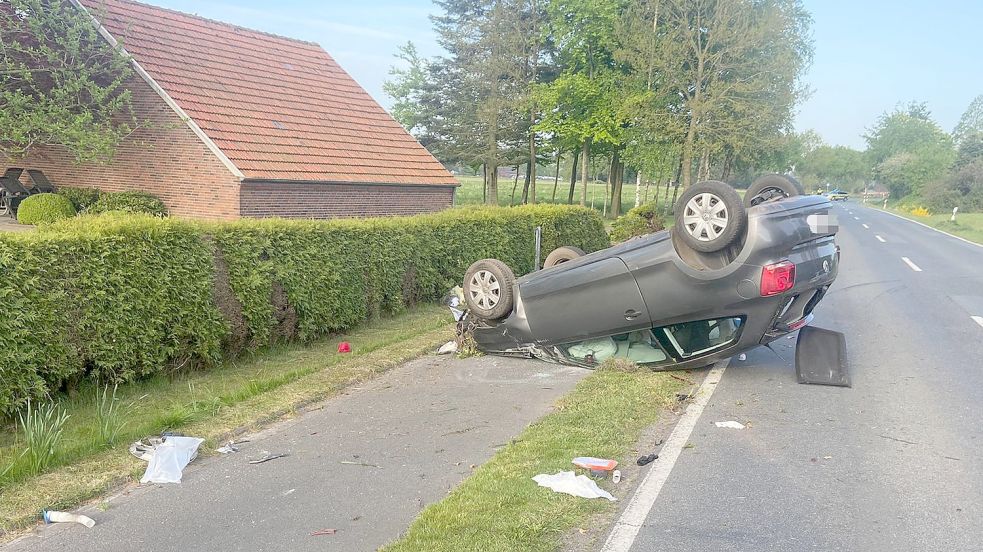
[683, 192, 729, 241]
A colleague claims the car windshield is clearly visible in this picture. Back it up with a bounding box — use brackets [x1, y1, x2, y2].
[657, 317, 744, 358]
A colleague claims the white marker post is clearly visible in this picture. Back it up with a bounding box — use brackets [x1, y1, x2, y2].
[951, 207, 958, 222]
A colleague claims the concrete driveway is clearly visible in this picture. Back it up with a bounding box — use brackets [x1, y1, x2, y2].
[6, 355, 588, 552]
[0, 217, 31, 232]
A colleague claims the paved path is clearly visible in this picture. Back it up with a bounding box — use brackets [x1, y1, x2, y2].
[7, 355, 588, 552]
[621, 202, 983, 551]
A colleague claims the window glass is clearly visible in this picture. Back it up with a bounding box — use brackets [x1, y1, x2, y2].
[564, 331, 669, 365]
[660, 317, 743, 358]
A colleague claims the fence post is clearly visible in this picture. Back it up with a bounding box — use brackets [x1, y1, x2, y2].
[951, 207, 958, 222]
[534, 225, 542, 271]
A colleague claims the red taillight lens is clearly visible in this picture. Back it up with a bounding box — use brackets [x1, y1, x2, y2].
[761, 261, 795, 296]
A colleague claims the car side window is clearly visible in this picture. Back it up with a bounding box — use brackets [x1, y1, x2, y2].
[658, 317, 744, 358]
[563, 331, 670, 366]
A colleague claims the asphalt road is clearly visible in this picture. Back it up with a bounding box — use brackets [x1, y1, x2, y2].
[626, 202, 983, 551]
[6, 355, 587, 552]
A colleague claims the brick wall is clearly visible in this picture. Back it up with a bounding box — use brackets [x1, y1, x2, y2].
[240, 181, 456, 219]
[2, 75, 241, 220]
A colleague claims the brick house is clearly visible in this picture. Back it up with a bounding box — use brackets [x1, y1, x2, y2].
[2, 0, 457, 219]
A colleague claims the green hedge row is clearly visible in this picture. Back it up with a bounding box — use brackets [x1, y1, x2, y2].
[0, 205, 608, 414]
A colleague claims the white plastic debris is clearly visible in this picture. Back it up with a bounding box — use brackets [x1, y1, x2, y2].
[738, 353, 747, 361]
[140, 436, 204, 484]
[43, 510, 95, 528]
[437, 340, 458, 355]
[715, 421, 746, 429]
[532, 471, 616, 501]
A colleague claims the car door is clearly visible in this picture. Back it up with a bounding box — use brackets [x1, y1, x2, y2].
[518, 257, 651, 344]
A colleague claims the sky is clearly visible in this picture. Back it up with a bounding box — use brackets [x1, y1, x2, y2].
[153, 0, 983, 150]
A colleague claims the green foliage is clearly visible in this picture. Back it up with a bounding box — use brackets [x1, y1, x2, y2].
[797, 145, 870, 189]
[0, 206, 607, 414]
[15, 193, 76, 224]
[57, 187, 102, 211]
[0, 0, 136, 161]
[865, 103, 956, 197]
[96, 385, 129, 446]
[609, 200, 666, 242]
[923, 159, 983, 212]
[86, 191, 168, 216]
[18, 400, 70, 476]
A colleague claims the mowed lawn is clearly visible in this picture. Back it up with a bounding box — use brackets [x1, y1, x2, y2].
[453, 175, 672, 215]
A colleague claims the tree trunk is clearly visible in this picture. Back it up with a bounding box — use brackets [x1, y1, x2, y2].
[551, 152, 561, 202]
[521, 160, 531, 204]
[610, 151, 623, 218]
[635, 170, 642, 208]
[528, 116, 537, 204]
[568, 149, 579, 204]
[487, 164, 499, 205]
[580, 139, 590, 207]
[510, 165, 520, 205]
[482, 163, 487, 204]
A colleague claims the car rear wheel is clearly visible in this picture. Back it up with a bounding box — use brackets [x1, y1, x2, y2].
[543, 246, 585, 268]
[0, 197, 9, 218]
[463, 259, 516, 320]
[674, 180, 747, 253]
[744, 173, 806, 207]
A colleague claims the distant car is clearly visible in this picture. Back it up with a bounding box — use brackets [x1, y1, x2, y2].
[460, 174, 840, 371]
[827, 189, 849, 201]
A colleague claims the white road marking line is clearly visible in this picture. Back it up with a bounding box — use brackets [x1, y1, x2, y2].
[875, 235, 886, 243]
[862, 224, 870, 229]
[901, 257, 923, 272]
[868, 206, 983, 249]
[971, 316, 983, 329]
[601, 360, 728, 552]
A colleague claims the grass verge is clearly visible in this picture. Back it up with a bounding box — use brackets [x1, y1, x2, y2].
[872, 205, 983, 245]
[0, 305, 453, 537]
[382, 363, 686, 552]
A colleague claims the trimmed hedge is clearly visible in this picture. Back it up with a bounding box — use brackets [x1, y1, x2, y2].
[57, 187, 103, 212]
[0, 205, 608, 414]
[15, 193, 77, 225]
[609, 200, 667, 242]
[86, 190, 168, 217]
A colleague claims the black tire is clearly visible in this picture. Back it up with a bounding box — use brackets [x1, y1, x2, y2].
[463, 258, 516, 320]
[543, 246, 585, 268]
[674, 180, 747, 253]
[744, 173, 806, 208]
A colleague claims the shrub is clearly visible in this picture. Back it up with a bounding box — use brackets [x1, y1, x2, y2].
[609, 201, 667, 242]
[15, 193, 77, 225]
[57, 187, 102, 212]
[0, 205, 607, 414]
[87, 191, 168, 216]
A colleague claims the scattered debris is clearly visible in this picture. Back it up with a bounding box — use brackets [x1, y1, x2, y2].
[669, 373, 694, 384]
[878, 434, 917, 445]
[612, 470, 622, 484]
[715, 421, 746, 429]
[636, 454, 658, 466]
[339, 460, 382, 469]
[738, 353, 747, 361]
[437, 340, 458, 355]
[337, 342, 352, 353]
[43, 510, 95, 528]
[129, 437, 164, 462]
[822, 456, 832, 460]
[311, 529, 337, 536]
[249, 452, 289, 465]
[140, 436, 204, 484]
[532, 471, 616, 501]
[216, 440, 246, 454]
[675, 392, 690, 402]
[572, 457, 617, 471]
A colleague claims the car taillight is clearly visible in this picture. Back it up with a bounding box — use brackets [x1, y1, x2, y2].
[761, 260, 795, 296]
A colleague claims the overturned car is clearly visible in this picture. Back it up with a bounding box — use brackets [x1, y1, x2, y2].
[461, 175, 841, 371]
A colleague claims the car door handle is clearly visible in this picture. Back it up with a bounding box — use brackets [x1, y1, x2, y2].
[625, 309, 642, 320]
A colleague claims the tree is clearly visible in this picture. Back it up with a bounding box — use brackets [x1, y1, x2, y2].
[864, 103, 955, 197]
[1, 0, 137, 162]
[653, 0, 813, 188]
[797, 145, 869, 190]
[953, 94, 983, 146]
[384, 42, 434, 139]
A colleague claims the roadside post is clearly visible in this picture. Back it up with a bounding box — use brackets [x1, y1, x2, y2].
[883, 198, 888, 209]
[534, 226, 542, 271]
[951, 207, 958, 222]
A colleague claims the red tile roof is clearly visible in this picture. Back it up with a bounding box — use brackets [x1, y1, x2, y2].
[80, 0, 457, 186]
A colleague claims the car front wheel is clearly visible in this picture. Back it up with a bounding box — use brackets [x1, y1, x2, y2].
[674, 180, 747, 253]
[744, 173, 806, 207]
[463, 259, 516, 320]
[543, 246, 585, 268]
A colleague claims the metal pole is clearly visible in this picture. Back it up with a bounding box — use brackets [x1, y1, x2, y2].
[534, 226, 542, 271]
